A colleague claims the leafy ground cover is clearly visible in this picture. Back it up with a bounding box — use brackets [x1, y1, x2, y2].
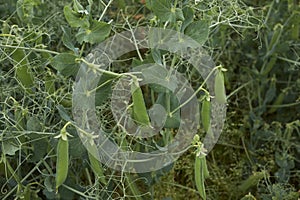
[0, 0, 299, 199]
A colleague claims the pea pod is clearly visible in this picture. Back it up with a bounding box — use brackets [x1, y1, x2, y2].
[55, 138, 69, 192]
[87, 143, 107, 185]
[268, 89, 287, 114]
[214, 70, 226, 104]
[131, 76, 150, 126]
[201, 97, 210, 132]
[238, 171, 265, 193]
[195, 155, 209, 200]
[261, 55, 277, 76]
[268, 24, 283, 53]
[55, 122, 71, 192]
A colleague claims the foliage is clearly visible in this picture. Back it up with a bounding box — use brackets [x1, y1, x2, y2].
[0, 0, 299, 199]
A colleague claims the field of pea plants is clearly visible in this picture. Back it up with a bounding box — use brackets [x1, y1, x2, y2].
[0, 0, 299, 199]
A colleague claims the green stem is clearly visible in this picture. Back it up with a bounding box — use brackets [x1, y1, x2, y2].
[0, 44, 59, 55]
[170, 66, 219, 115]
[80, 58, 122, 78]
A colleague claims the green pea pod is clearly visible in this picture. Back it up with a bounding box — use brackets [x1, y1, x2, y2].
[12, 48, 34, 93]
[88, 147, 107, 185]
[203, 157, 209, 179]
[214, 70, 226, 104]
[195, 155, 208, 200]
[55, 138, 69, 192]
[131, 76, 150, 126]
[201, 98, 211, 132]
[268, 24, 283, 53]
[238, 171, 265, 193]
[261, 55, 277, 76]
[268, 90, 287, 114]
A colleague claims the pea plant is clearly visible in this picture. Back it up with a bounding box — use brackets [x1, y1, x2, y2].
[0, 0, 299, 200]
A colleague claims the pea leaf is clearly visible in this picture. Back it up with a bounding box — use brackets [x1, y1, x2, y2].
[26, 116, 42, 131]
[30, 136, 48, 163]
[63, 5, 89, 28]
[12, 48, 34, 91]
[156, 92, 180, 128]
[175, 8, 184, 21]
[151, 48, 162, 65]
[181, 7, 194, 32]
[185, 20, 209, 45]
[141, 64, 178, 92]
[57, 105, 71, 121]
[95, 73, 114, 106]
[44, 176, 55, 193]
[26, 117, 48, 163]
[151, 0, 176, 22]
[69, 137, 86, 158]
[3, 142, 19, 156]
[61, 26, 76, 52]
[73, 0, 86, 14]
[148, 104, 167, 128]
[76, 20, 111, 44]
[16, 0, 40, 24]
[51, 53, 79, 77]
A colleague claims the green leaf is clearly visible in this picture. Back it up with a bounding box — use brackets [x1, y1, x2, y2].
[61, 26, 76, 52]
[16, 0, 40, 24]
[185, 20, 209, 45]
[69, 137, 86, 158]
[63, 5, 89, 28]
[26, 116, 42, 131]
[151, 0, 176, 22]
[12, 48, 35, 93]
[57, 105, 71, 121]
[175, 8, 184, 21]
[151, 48, 162, 65]
[26, 117, 48, 163]
[44, 176, 55, 192]
[3, 141, 19, 156]
[31, 136, 48, 163]
[138, 163, 173, 186]
[75, 20, 111, 44]
[73, 0, 86, 14]
[181, 7, 194, 32]
[148, 104, 167, 128]
[156, 92, 180, 128]
[51, 53, 79, 77]
[95, 73, 115, 106]
[141, 64, 178, 92]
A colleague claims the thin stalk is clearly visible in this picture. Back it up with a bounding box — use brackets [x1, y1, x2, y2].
[170, 66, 219, 116]
[0, 44, 59, 55]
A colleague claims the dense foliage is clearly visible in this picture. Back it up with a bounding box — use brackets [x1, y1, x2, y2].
[0, 0, 299, 199]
